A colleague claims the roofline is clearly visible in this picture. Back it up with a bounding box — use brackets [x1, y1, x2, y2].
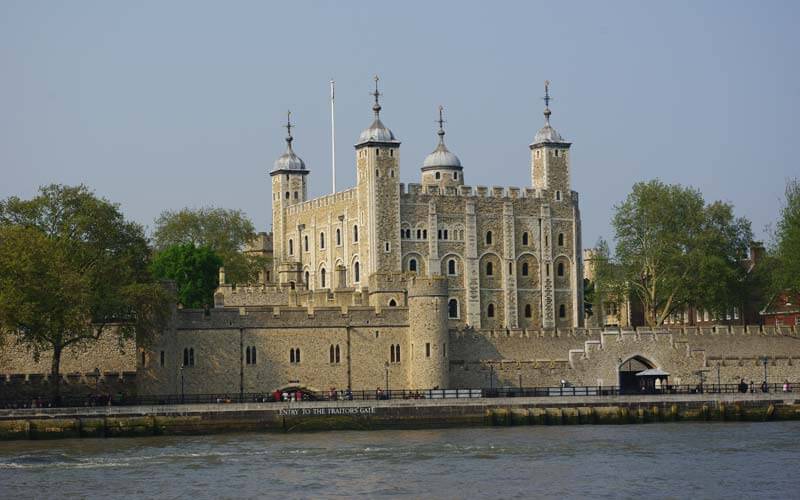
[354, 140, 401, 148]
[270, 169, 310, 176]
[530, 141, 572, 149]
[420, 165, 464, 172]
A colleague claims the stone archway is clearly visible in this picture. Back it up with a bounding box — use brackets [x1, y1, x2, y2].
[618, 356, 655, 394]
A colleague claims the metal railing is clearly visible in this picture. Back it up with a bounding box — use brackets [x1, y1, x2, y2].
[0, 382, 795, 410]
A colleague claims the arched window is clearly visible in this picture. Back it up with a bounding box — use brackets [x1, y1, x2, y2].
[353, 225, 359, 242]
[435, 172, 441, 180]
[336, 228, 341, 246]
[406, 229, 411, 238]
[522, 232, 529, 246]
[555, 191, 562, 201]
[290, 348, 295, 363]
[251, 346, 256, 365]
[320, 232, 325, 249]
[330, 345, 335, 364]
[335, 345, 340, 363]
[395, 344, 400, 363]
[416, 229, 421, 239]
[354, 261, 360, 283]
[487, 303, 495, 318]
[304, 235, 309, 252]
[188, 348, 194, 366]
[388, 299, 397, 307]
[522, 262, 529, 276]
[524, 304, 532, 318]
[304, 271, 309, 285]
[409, 258, 417, 273]
[486, 262, 493, 276]
[422, 229, 427, 239]
[320, 268, 327, 288]
[508, 262, 512, 275]
[486, 231, 493, 245]
[390, 345, 395, 363]
[183, 348, 189, 367]
[558, 233, 564, 246]
[246, 346, 251, 365]
[448, 259, 456, 275]
[557, 262, 564, 277]
[448, 298, 458, 319]
[559, 304, 566, 318]
[288, 239, 294, 255]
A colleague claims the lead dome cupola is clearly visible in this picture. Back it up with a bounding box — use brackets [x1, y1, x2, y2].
[356, 76, 400, 146]
[531, 81, 567, 146]
[271, 111, 307, 174]
[422, 106, 462, 169]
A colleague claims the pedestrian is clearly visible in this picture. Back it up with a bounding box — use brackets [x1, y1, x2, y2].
[761, 380, 769, 393]
[749, 380, 755, 393]
[783, 380, 791, 392]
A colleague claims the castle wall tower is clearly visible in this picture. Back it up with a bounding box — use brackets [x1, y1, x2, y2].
[407, 276, 449, 389]
[270, 111, 309, 285]
[355, 76, 401, 276]
[530, 81, 572, 198]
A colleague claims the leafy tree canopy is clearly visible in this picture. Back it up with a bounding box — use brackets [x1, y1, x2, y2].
[0, 185, 172, 400]
[152, 207, 260, 284]
[151, 243, 222, 309]
[775, 179, 800, 294]
[612, 179, 752, 326]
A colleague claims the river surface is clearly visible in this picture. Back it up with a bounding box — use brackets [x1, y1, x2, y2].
[1, 422, 798, 499]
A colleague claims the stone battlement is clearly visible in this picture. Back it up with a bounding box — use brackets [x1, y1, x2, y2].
[285, 187, 357, 215]
[407, 276, 449, 297]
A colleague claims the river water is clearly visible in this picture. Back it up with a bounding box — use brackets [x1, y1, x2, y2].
[1, 422, 798, 499]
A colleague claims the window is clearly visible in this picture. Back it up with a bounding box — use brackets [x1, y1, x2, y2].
[246, 346, 257, 365]
[438, 229, 442, 239]
[304, 271, 309, 285]
[330, 345, 335, 364]
[375, 169, 379, 177]
[558, 233, 564, 246]
[522, 262, 529, 276]
[288, 239, 294, 255]
[160, 351, 165, 367]
[486, 231, 493, 245]
[354, 262, 360, 282]
[435, 172, 441, 180]
[320, 268, 327, 288]
[246, 346, 250, 364]
[304, 235, 309, 252]
[141, 352, 146, 367]
[426, 343, 431, 358]
[557, 262, 564, 277]
[454, 172, 458, 180]
[285, 192, 289, 199]
[395, 344, 400, 363]
[443, 229, 448, 240]
[388, 299, 397, 307]
[546, 263, 550, 277]
[320, 232, 325, 249]
[409, 258, 417, 273]
[294, 191, 298, 200]
[376, 149, 380, 156]
[405, 229, 411, 239]
[525, 304, 532, 318]
[555, 191, 562, 201]
[353, 225, 359, 242]
[336, 228, 341, 246]
[487, 303, 495, 318]
[390, 345, 395, 363]
[416, 229, 421, 239]
[448, 298, 458, 319]
[443, 343, 447, 357]
[522, 232, 529, 246]
[390, 169, 394, 177]
[486, 262, 493, 276]
[330, 345, 341, 364]
[183, 348, 195, 367]
[290, 348, 300, 363]
[335, 345, 340, 363]
[508, 262, 512, 275]
[448, 259, 456, 275]
[559, 304, 566, 318]
[422, 229, 427, 239]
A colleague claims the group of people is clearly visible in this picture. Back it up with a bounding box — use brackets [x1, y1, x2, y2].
[737, 378, 793, 393]
[327, 387, 353, 401]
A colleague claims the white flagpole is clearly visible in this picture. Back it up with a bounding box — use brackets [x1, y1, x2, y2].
[330, 79, 336, 194]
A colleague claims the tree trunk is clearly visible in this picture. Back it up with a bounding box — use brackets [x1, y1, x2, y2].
[50, 343, 62, 405]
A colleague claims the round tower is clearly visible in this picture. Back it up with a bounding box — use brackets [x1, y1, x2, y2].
[407, 276, 450, 389]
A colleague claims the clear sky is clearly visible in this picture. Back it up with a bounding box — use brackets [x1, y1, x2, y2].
[1, 1, 797, 248]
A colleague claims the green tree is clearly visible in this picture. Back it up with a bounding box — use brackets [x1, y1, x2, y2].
[612, 180, 752, 326]
[0, 185, 172, 402]
[152, 207, 261, 284]
[151, 243, 222, 308]
[775, 179, 800, 294]
[588, 238, 630, 326]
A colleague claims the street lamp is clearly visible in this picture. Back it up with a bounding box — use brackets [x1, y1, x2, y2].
[94, 367, 100, 394]
[762, 356, 769, 392]
[716, 363, 721, 393]
[180, 364, 185, 403]
[517, 369, 523, 395]
[489, 364, 494, 391]
[384, 361, 389, 399]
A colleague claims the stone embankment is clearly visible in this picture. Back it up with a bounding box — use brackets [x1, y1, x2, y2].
[1, 393, 798, 441]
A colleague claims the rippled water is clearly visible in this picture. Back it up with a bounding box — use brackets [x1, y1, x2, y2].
[1, 422, 799, 499]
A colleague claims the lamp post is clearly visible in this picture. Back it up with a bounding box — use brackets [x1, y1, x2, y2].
[517, 369, 523, 395]
[762, 356, 769, 391]
[384, 361, 389, 399]
[716, 363, 721, 393]
[489, 364, 494, 391]
[94, 367, 100, 394]
[180, 364, 185, 404]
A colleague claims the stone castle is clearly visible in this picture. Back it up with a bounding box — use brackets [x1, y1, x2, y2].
[5, 80, 800, 399]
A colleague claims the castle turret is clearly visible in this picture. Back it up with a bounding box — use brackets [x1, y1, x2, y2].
[270, 111, 309, 285]
[355, 76, 401, 276]
[407, 276, 449, 389]
[530, 81, 572, 200]
[421, 106, 464, 189]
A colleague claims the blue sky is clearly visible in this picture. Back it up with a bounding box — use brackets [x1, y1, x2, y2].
[1, 1, 797, 247]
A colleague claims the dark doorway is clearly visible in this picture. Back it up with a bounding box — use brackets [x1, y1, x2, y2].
[618, 356, 654, 394]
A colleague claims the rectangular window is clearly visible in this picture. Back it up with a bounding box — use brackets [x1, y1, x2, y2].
[426, 343, 431, 358]
[443, 343, 446, 358]
[160, 351, 165, 367]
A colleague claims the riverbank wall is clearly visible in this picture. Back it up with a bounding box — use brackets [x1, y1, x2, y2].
[1, 393, 798, 441]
